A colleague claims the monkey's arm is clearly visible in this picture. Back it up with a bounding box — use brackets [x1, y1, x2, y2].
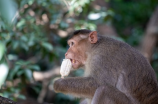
[53, 77, 98, 98]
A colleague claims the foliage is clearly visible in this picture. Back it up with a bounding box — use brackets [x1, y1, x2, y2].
[110, 0, 158, 71]
[111, 0, 158, 46]
[0, 0, 158, 103]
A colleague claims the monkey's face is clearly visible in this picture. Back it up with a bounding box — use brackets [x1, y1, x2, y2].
[65, 31, 98, 69]
[65, 35, 88, 69]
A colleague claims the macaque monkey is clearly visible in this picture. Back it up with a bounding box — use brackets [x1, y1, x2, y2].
[53, 29, 158, 104]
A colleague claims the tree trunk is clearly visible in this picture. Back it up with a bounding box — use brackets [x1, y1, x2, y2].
[141, 6, 158, 62]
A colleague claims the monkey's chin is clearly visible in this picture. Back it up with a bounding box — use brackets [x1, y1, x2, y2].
[72, 64, 84, 70]
[71, 63, 79, 69]
[72, 65, 80, 69]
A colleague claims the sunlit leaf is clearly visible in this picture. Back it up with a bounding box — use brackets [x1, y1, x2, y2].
[0, 0, 18, 24]
[17, 19, 26, 28]
[0, 43, 5, 60]
[17, 94, 26, 100]
[8, 54, 18, 60]
[0, 64, 9, 86]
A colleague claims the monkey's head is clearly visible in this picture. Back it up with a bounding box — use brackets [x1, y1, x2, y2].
[65, 29, 98, 69]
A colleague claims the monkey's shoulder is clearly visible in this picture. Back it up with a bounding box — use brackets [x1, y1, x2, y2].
[90, 36, 152, 72]
[94, 36, 138, 55]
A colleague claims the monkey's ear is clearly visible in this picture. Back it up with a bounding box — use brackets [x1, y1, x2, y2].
[89, 31, 98, 43]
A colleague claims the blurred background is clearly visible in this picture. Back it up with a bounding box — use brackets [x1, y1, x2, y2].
[0, 0, 158, 104]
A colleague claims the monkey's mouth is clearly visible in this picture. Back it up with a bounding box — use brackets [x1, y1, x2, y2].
[70, 59, 77, 64]
[70, 59, 81, 69]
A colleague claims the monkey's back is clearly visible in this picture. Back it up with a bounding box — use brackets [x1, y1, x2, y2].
[88, 36, 158, 104]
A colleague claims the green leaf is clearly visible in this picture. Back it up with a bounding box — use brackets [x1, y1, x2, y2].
[17, 94, 26, 100]
[21, 42, 29, 51]
[16, 69, 25, 76]
[0, 0, 18, 24]
[9, 65, 20, 80]
[41, 42, 53, 51]
[16, 61, 25, 65]
[21, 35, 28, 42]
[29, 65, 40, 71]
[0, 43, 5, 60]
[12, 41, 19, 50]
[17, 19, 26, 28]
[8, 54, 18, 60]
[25, 69, 33, 80]
[16, 60, 30, 66]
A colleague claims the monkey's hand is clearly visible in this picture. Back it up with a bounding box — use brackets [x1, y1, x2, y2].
[53, 77, 99, 98]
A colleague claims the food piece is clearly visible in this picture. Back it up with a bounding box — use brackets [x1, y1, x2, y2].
[60, 59, 72, 78]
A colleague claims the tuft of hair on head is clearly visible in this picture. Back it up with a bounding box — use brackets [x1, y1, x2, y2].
[69, 29, 92, 39]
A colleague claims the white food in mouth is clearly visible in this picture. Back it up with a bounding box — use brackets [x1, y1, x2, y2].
[60, 59, 72, 78]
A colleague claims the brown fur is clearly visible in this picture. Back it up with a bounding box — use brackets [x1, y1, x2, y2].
[54, 29, 158, 104]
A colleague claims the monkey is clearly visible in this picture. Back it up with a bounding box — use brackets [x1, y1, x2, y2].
[53, 29, 158, 104]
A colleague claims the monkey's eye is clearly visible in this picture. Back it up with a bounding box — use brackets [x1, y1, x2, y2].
[70, 42, 74, 47]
